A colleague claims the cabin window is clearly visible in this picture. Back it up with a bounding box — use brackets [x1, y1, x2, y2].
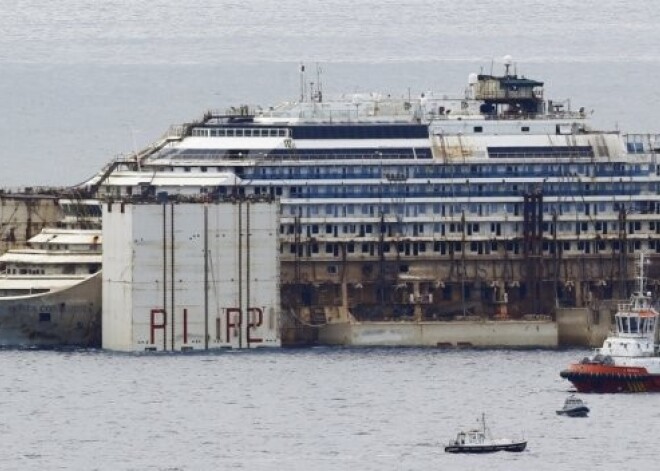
[521, 126, 530, 132]
[630, 317, 639, 333]
[39, 312, 51, 322]
[473, 126, 483, 133]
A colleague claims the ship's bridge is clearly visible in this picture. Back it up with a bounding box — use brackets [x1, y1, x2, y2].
[614, 294, 658, 339]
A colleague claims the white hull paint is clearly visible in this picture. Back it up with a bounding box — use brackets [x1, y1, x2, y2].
[0, 272, 102, 347]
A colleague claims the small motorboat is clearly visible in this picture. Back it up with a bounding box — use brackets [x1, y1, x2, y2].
[444, 414, 527, 454]
[556, 394, 589, 417]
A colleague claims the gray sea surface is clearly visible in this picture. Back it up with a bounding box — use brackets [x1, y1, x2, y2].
[1, 0, 660, 187]
[0, 348, 657, 470]
[1, 2, 660, 469]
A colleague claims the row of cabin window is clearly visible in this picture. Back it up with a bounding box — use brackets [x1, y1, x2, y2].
[280, 183, 657, 199]
[154, 162, 652, 178]
[191, 128, 288, 138]
[282, 201, 658, 218]
[246, 163, 650, 178]
[130, 163, 654, 180]
[473, 126, 529, 133]
[281, 220, 658, 239]
[4, 265, 99, 275]
[261, 182, 656, 199]
[32, 244, 98, 251]
[283, 240, 654, 256]
[3, 268, 46, 275]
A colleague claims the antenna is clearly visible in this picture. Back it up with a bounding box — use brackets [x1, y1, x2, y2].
[299, 63, 306, 102]
[128, 125, 141, 171]
[315, 63, 323, 103]
[636, 251, 650, 295]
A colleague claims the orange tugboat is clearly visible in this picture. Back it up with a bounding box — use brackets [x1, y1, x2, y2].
[560, 253, 660, 393]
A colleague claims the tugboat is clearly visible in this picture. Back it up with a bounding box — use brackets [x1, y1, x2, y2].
[560, 253, 660, 393]
[556, 395, 590, 417]
[444, 414, 527, 454]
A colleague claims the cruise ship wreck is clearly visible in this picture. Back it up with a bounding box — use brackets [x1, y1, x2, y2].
[86, 60, 660, 348]
[0, 198, 102, 347]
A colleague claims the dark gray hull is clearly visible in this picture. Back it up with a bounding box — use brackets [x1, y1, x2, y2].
[556, 406, 589, 417]
[444, 441, 527, 453]
[0, 273, 101, 347]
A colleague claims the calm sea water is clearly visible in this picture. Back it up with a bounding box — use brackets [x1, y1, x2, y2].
[1, 2, 659, 469]
[1, 0, 660, 187]
[0, 348, 657, 470]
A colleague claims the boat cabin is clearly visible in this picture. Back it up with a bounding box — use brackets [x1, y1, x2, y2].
[563, 395, 585, 408]
[614, 306, 657, 338]
[454, 429, 486, 445]
[598, 294, 660, 357]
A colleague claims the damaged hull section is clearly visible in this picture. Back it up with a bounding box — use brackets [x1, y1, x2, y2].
[0, 273, 102, 347]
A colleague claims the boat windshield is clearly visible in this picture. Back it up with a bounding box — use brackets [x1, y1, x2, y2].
[616, 314, 656, 335]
